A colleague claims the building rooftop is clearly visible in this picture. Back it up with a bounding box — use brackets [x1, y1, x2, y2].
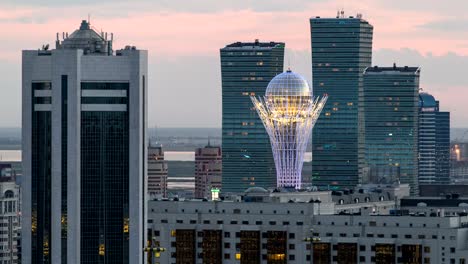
[419, 92, 438, 108]
[55, 20, 113, 55]
[222, 39, 284, 50]
[310, 11, 369, 22]
[364, 64, 420, 74]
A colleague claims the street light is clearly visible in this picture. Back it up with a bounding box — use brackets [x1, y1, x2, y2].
[143, 238, 166, 264]
[303, 229, 321, 263]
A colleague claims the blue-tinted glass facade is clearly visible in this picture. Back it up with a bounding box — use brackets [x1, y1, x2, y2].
[310, 17, 373, 189]
[435, 111, 450, 183]
[31, 82, 52, 264]
[221, 41, 284, 193]
[361, 66, 420, 194]
[418, 93, 450, 184]
[80, 82, 129, 263]
[418, 93, 437, 183]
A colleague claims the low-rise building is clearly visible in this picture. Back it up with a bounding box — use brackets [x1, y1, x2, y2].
[146, 185, 406, 263]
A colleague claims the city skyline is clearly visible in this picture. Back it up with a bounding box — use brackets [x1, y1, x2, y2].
[0, 0, 468, 128]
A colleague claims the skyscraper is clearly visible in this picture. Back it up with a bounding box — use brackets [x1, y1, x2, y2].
[221, 40, 284, 193]
[148, 145, 168, 198]
[194, 143, 222, 199]
[310, 13, 373, 189]
[360, 65, 420, 194]
[22, 20, 147, 263]
[418, 93, 450, 184]
[251, 70, 327, 189]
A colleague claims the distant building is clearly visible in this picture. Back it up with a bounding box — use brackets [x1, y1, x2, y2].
[195, 144, 222, 199]
[148, 145, 168, 198]
[22, 20, 146, 263]
[221, 40, 285, 193]
[360, 65, 420, 195]
[419, 184, 468, 197]
[310, 14, 374, 190]
[418, 92, 450, 184]
[0, 171, 20, 264]
[451, 143, 468, 183]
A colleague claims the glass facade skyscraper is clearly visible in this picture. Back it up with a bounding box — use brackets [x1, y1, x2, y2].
[360, 65, 420, 194]
[310, 15, 373, 189]
[221, 40, 284, 193]
[418, 93, 450, 184]
[22, 20, 147, 263]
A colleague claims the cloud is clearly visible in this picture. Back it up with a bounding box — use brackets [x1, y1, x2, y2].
[418, 19, 468, 32]
[2, 0, 323, 13]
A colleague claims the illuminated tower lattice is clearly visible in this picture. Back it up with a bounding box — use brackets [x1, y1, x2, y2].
[251, 70, 327, 189]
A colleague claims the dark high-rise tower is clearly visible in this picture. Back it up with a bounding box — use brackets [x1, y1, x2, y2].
[221, 40, 284, 193]
[360, 65, 420, 194]
[419, 93, 450, 184]
[22, 20, 147, 263]
[310, 14, 373, 189]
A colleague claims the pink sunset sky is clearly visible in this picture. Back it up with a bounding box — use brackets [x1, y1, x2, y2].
[0, 0, 467, 128]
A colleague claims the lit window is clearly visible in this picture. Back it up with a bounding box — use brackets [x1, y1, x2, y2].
[332, 68, 339, 72]
[242, 92, 249, 96]
[319, 82, 324, 86]
[332, 107, 338, 111]
[171, 230, 176, 237]
[347, 102, 353, 106]
[236, 253, 241, 260]
[257, 61, 264, 66]
[256, 52, 263, 55]
[325, 112, 331, 116]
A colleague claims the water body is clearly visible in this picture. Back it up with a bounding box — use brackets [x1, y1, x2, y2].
[0, 150, 314, 163]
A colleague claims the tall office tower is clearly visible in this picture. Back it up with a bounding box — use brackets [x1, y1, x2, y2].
[251, 70, 327, 189]
[22, 20, 147, 264]
[221, 40, 284, 192]
[0, 167, 20, 264]
[148, 145, 168, 198]
[310, 13, 373, 189]
[194, 143, 222, 199]
[418, 93, 450, 184]
[360, 65, 420, 194]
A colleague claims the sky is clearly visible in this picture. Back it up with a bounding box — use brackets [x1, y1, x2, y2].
[0, 0, 467, 128]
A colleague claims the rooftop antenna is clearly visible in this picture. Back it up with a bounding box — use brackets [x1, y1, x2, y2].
[88, 13, 91, 24]
[207, 136, 211, 147]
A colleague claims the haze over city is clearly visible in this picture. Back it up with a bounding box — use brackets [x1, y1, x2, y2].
[0, 0, 467, 128]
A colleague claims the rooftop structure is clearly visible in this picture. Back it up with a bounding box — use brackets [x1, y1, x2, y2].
[55, 20, 113, 55]
[251, 70, 327, 189]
